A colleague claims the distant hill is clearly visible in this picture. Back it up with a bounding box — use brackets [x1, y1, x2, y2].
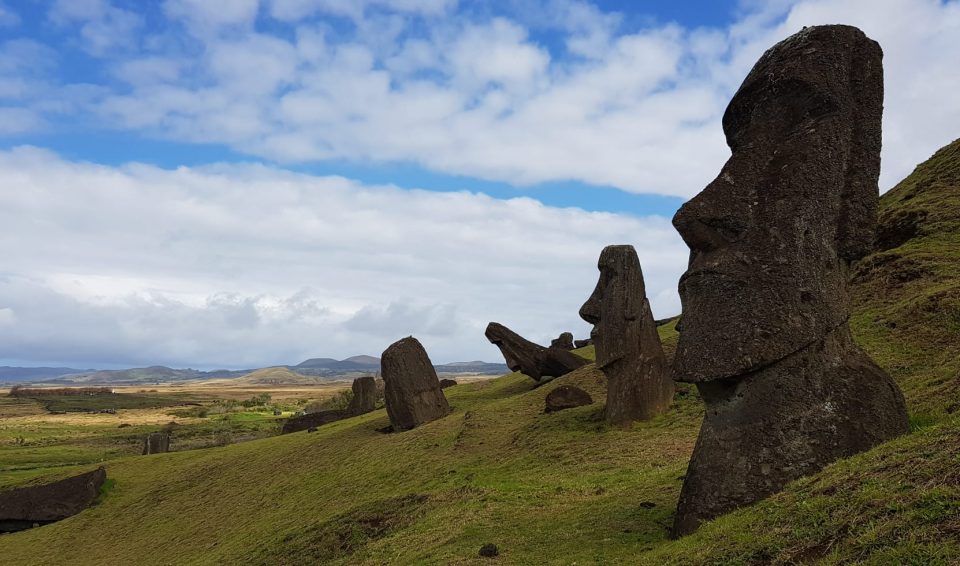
[6, 355, 508, 385]
[0, 366, 93, 383]
[233, 367, 322, 385]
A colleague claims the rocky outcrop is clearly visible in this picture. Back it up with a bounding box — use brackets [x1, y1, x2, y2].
[0, 467, 106, 532]
[580, 245, 673, 425]
[544, 385, 593, 413]
[484, 322, 588, 382]
[670, 25, 909, 536]
[381, 337, 450, 431]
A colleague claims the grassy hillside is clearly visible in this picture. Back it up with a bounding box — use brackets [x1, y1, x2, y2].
[1, 140, 958, 564]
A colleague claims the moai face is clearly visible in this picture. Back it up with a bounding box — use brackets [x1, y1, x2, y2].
[580, 245, 645, 370]
[670, 26, 884, 383]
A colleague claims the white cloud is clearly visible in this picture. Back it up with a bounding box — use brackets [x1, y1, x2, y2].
[48, 0, 143, 56]
[9, 1, 960, 197]
[0, 147, 687, 368]
[163, 0, 260, 34]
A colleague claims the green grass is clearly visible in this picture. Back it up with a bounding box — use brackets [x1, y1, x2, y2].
[0, 139, 959, 564]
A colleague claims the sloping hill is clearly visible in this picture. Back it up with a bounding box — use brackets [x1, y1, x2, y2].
[1, 140, 959, 564]
[233, 367, 323, 385]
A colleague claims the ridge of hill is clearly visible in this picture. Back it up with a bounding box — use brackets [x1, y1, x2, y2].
[1, 140, 958, 564]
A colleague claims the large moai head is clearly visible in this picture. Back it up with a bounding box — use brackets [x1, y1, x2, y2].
[580, 245, 649, 370]
[671, 25, 884, 383]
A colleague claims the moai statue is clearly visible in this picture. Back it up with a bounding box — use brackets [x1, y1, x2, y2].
[670, 25, 909, 536]
[580, 245, 673, 425]
[550, 332, 575, 350]
[485, 322, 588, 382]
[381, 336, 450, 431]
[346, 375, 377, 416]
[142, 432, 170, 455]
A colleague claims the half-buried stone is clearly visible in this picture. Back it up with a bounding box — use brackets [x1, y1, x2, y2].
[0, 467, 106, 533]
[544, 385, 593, 413]
[381, 336, 450, 431]
[282, 376, 378, 434]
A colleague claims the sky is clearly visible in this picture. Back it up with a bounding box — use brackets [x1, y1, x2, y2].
[0, 0, 958, 369]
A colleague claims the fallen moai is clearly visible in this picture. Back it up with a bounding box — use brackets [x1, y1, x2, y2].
[580, 245, 673, 425]
[142, 431, 170, 455]
[0, 467, 106, 532]
[670, 25, 909, 536]
[544, 385, 593, 413]
[485, 322, 588, 382]
[282, 376, 378, 434]
[381, 336, 450, 431]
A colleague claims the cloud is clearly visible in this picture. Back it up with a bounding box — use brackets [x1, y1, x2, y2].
[0, 147, 687, 368]
[7, 1, 960, 197]
[48, 0, 143, 56]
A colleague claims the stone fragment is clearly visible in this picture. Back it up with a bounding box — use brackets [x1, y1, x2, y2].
[0, 467, 106, 532]
[439, 378, 458, 389]
[479, 544, 499, 558]
[580, 245, 673, 425]
[573, 339, 593, 349]
[485, 322, 588, 382]
[670, 25, 909, 536]
[142, 431, 170, 455]
[544, 385, 593, 413]
[381, 336, 450, 431]
[550, 332, 575, 350]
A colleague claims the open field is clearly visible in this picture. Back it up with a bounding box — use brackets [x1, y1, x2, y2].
[0, 379, 362, 486]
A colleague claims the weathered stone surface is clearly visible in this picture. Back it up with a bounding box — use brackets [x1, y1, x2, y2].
[485, 322, 588, 382]
[0, 467, 106, 532]
[439, 378, 457, 389]
[283, 376, 379, 434]
[671, 25, 909, 536]
[544, 385, 593, 413]
[580, 245, 673, 425]
[550, 332, 575, 350]
[381, 336, 450, 431]
[346, 375, 377, 415]
[573, 339, 593, 349]
[142, 431, 170, 455]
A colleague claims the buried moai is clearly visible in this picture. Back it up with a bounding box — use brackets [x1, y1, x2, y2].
[142, 431, 170, 455]
[282, 376, 378, 434]
[670, 25, 909, 537]
[381, 336, 450, 431]
[580, 245, 673, 425]
[485, 322, 588, 383]
[0, 467, 106, 532]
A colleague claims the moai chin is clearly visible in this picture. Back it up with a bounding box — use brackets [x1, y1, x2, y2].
[670, 25, 909, 537]
[580, 245, 673, 425]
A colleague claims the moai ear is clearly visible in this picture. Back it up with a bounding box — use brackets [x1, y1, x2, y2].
[836, 34, 883, 262]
